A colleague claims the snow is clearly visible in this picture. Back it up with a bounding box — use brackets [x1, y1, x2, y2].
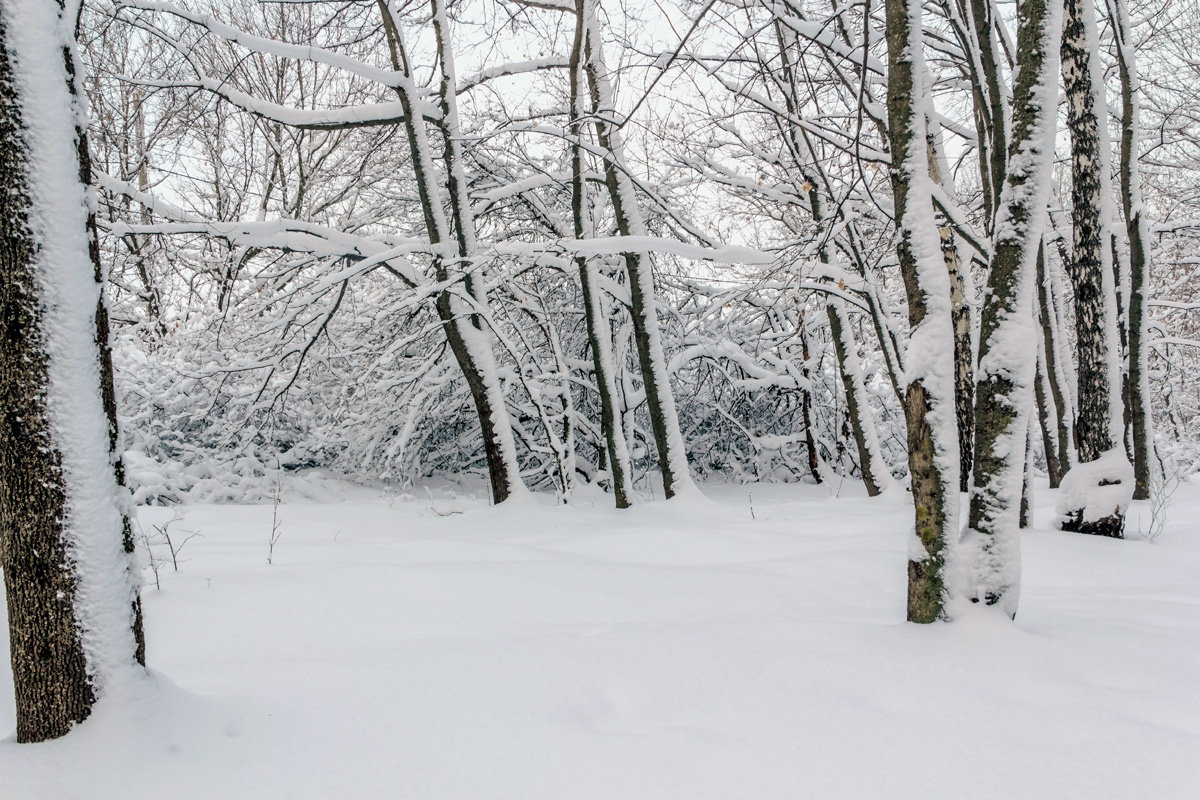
[3, 480, 1199, 797]
[1056, 447, 1137, 524]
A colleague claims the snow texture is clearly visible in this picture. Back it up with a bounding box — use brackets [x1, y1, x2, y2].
[3, 480, 1199, 797]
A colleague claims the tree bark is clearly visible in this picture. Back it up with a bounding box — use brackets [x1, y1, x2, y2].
[774, 22, 889, 496]
[1109, 0, 1154, 500]
[1060, 0, 1131, 536]
[1035, 243, 1073, 486]
[582, 6, 696, 499]
[927, 129, 975, 493]
[1, 0, 144, 741]
[965, 0, 1008, 231]
[378, 0, 526, 504]
[884, 0, 962, 622]
[964, 0, 1061, 616]
[571, 0, 631, 507]
[827, 300, 887, 496]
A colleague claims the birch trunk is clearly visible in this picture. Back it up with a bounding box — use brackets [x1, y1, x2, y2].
[1059, 0, 1132, 536]
[927, 128, 975, 493]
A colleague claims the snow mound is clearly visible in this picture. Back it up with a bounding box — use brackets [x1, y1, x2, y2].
[1056, 447, 1135, 525]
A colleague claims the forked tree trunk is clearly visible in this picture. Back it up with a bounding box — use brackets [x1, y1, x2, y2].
[1109, 0, 1154, 500]
[884, 0, 962, 622]
[963, 0, 1061, 616]
[1, 0, 144, 742]
[1035, 243, 1073, 487]
[571, 0, 632, 507]
[966, 0, 1009, 232]
[582, 6, 696, 499]
[378, 0, 526, 504]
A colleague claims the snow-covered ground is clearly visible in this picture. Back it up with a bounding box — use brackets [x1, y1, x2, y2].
[3, 478, 1199, 798]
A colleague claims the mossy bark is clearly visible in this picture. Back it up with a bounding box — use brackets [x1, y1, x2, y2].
[884, 0, 957, 622]
[966, 0, 1059, 615]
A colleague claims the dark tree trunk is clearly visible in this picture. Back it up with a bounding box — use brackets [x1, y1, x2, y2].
[827, 302, 884, 496]
[378, 0, 523, 504]
[774, 25, 885, 497]
[571, 0, 631, 508]
[1035, 244, 1074, 486]
[1060, 0, 1129, 537]
[1, 5, 145, 741]
[967, 0, 1008, 232]
[1110, 0, 1153, 500]
[798, 316, 822, 484]
[583, 12, 694, 499]
[1034, 338, 1065, 488]
[0, 29, 94, 741]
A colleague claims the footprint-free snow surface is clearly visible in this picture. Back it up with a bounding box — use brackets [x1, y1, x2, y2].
[3, 480, 1199, 798]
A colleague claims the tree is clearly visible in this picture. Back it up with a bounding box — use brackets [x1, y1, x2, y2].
[962, 0, 1063, 616]
[1058, 0, 1135, 536]
[1108, 0, 1155, 500]
[884, 0, 962, 621]
[0, 0, 145, 742]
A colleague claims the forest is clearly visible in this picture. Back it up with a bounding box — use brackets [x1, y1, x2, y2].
[1, 0, 1198, 795]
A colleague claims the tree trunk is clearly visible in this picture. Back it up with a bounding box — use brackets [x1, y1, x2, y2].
[966, 0, 1009, 232]
[827, 300, 888, 496]
[571, 0, 631, 507]
[1059, 0, 1132, 536]
[1034, 322, 1065, 487]
[964, 0, 1061, 616]
[927, 128, 975, 493]
[798, 314, 823, 484]
[1, 0, 144, 741]
[378, 0, 526, 504]
[583, 7, 696, 499]
[1035, 242, 1073, 487]
[884, 0, 962, 622]
[774, 23, 890, 496]
[1109, 0, 1154, 500]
